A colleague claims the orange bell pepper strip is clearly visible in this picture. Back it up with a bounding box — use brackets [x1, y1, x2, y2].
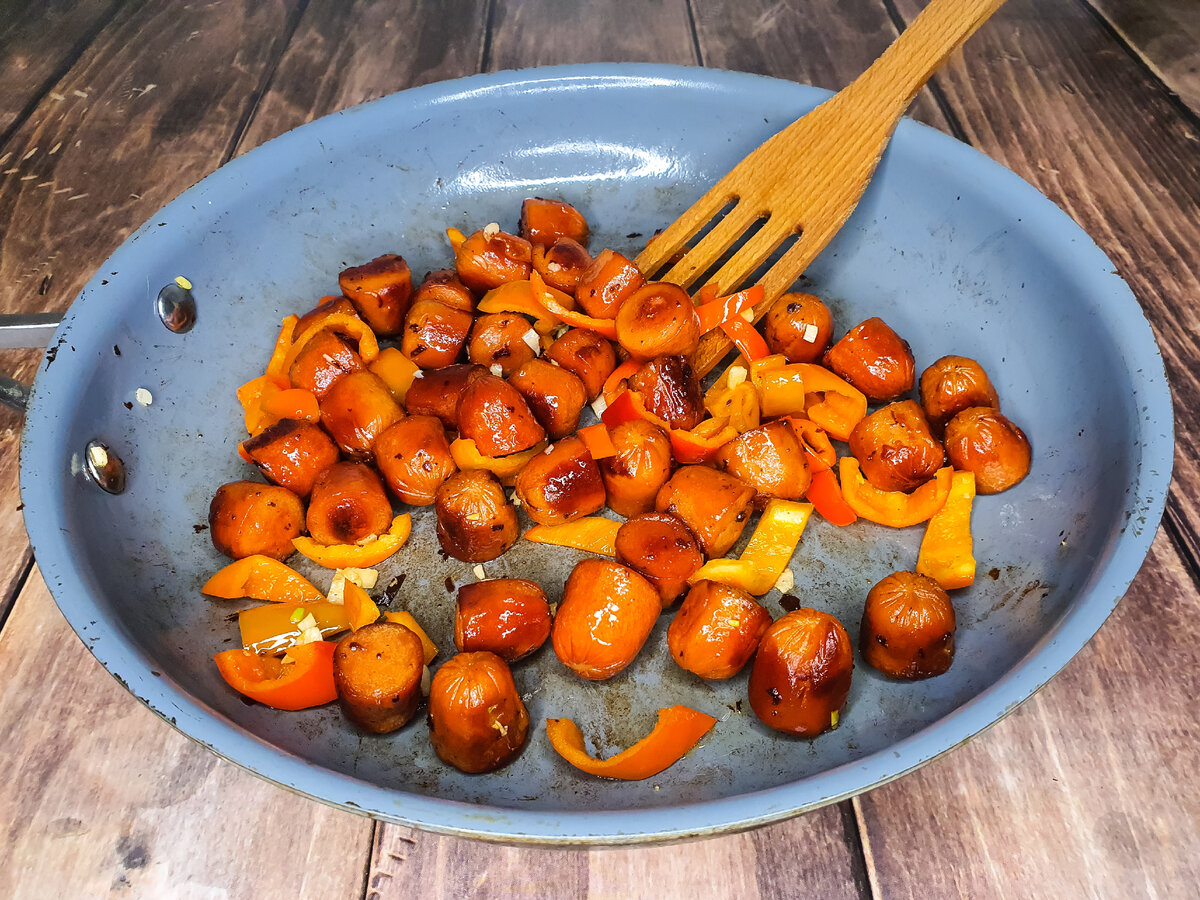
[839, 459, 953, 528]
[292, 514, 413, 569]
[383, 611, 439, 664]
[264, 315, 299, 380]
[695, 284, 763, 334]
[283, 311, 380, 372]
[805, 467, 858, 526]
[577, 423, 617, 460]
[238, 601, 351, 655]
[601, 359, 641, 403]
[755, 365, 809, 418]
[747, 353, 787, 383]
[531, 270, 618, 339]
[343, 580, 383, 631]
[788, 418, 836, 472]
[476, 279, 567, 334]
[916, 470, 977, 589]
[794, 364, 867, 441]
[600, 389, 669, 431]
[719, 316, 770, 362]
[202, 555, 325, 604]
[450, 438, 548, 479]
[446, 227, 467, 253]
[214, 641, 338, 711]
[546, 705, 718, 781]
[237, 374, 291, 434]
[669, 417, 738, 464]
[368, 347, 421, 404]
[525, 516, 621, 557]
[259, 387, 320, 424]
[237, 441, 254, 464]
[690, 499, 813, 595]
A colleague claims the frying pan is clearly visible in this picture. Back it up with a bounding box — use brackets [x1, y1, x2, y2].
[14, 66, 1173, 844]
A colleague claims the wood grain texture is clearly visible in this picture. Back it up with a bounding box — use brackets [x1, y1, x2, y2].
[855, 529, 1200, 897]
[1088, 0, 1200, 114]
[0, 570, 373, 899]
[0, 0, 121, 139]
[237, 0, 491, 153]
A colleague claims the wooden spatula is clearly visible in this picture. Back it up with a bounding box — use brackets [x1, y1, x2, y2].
[635, 0, 1007, 377]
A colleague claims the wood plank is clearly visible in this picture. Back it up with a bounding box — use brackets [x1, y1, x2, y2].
[237, 0, 491, 153]
[0, 0, 121, 140]
[855, 528, 1200, 896]
[1087, 0, 1200, 115]
[0, 570, 374, 898]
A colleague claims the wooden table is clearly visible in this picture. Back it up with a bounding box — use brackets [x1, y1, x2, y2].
[2, 1, 1198, 896]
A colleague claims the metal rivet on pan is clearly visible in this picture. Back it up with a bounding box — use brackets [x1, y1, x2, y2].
[156, 279, 196, 333]
[84, 441, 126, 494]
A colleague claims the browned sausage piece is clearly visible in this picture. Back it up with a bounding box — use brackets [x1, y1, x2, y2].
[823, 316, 915, 402]
[920, 355, 1000, 432]
[428, 651, 529, 773]
[655, 466, 755, 558]
[294, 296, 360, 338]
[943, 406, 1031, 494]
[319, 370, 405, 459]
[507, 357, 588, 440]
[715, 420, 812, 508]
[763, 292, 834, 363]
[860, 571, 956, 680]
[848, 400, 944, 493]
[402, 363, 485, 430]
[287, 329, 364, 399]
[455, 228, 533, 294]
[598, 419, 673, 518]
[551, 559, 661, 681]
[615, 282, 700, 359]
[574, 249, 645, 319]
[532, 238, 593, 294]
[209, 481, 304, 560]
[412, 268, 476, 313]
[467, 313, 538, 377]
[614, 512, 704, 607]
[748, 608, 853, 737]
[543, 328, 617, 400]
[456, 372, 546, 457]
[374, 415, 457, 506]
[333, 622, 425, 733]
[455, 578, 552, 662]
[629, 355, 705, 430]
[434, 470, 520, 562]
[514, 436, 606, 526]
[242, 418, 340, 498]
[305, 461, 393, 546]
[338, 254, 413, 337]
[668, 580, 773, 679]
[519, 198, 590, 247]
[400, 299, 473, 370]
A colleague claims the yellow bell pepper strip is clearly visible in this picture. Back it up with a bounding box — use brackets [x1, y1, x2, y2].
[916, 470, 977, 589]
[292, 514, 413, 568]
[600, 389, 670, 431]
[525, 516, 622, 557]
[755, 365, 809, 418]
[446, 226, 467, 253]
[202, 555, 326, 604]
[264, 315, 299, 380]
[450, 437, 548, 479]
[747, 353, 787, 383]
[704, 380, 760, 434]
[383, 611, 439, 665]
[805, 468, 858, 526]
[690, 499, 814, 595]
[282, 311, 380, 373]
[214, 641, 338, 711]
[545, 705, 718, 781]
[719, 316, 770, 362]
[531, 270, 618, 339]
[794, 364, 867, 441]
[343, 580, 383, 631]
[368, 346, 421, 404]
[238, 601, 351, 655]
[602, 358, 642, 403]
[788, 418, 836, 472]
[669, 417, 739, 465]
[577, 423, 617, 460]
[476, 279, 566, 334]
[839, 459, 953, 528]
[695, 284, 763, 334]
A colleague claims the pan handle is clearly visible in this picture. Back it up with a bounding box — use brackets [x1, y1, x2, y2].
[0, 313, 63, 412]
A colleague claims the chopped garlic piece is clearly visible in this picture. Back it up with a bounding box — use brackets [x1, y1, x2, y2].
[473, 564, 486, 581]
[296, 613, 318, 633]
[554, 324, 569, 338]
[483, 221, 500, 237]
[135, 388, 153, 406]
[489, 706, 509, 736]
[87, 445, 109, 469]
[590, 395, 608, 418]
[774, 569, 795, 594]
[739, 308, 754, 322]
[355, 533, 379, 547]
[420, 665, 431, 697]
[727, 366, 747, 389]
[802, 323, 819, 343]
[339, 567, 378, 590]
[281, 653, 296, 666]
[174, 275, 193, 290]
[521, 329, 541, 355]
[490, 364, 504, 377]
[412, 369, 424, 379]
[545, 261, 562, 272]
[298, 625, 323, 645]
[327, 574, 346, 605]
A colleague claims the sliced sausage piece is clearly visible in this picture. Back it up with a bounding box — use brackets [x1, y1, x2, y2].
[943, 407, 1031, 494]
[507, 357, 588, 440]
[532, 238, 592, 294]
[456, 372, 546, 457]
[848, 400, 944, 493]
[860, 571, 956, 680]
[455, 228, 532, 293]
[514, 436, 606, 526]
[763, 292, 833, 363]
[543, 328, 616, 400]
[919, 354, 1000, 433]
[306, 462, 393, 546]
[428, 651, 529, 773]
[823, 317, 915, 402]
[334, 622, 425, 733]
[598, 419, 672, 518]
[455, 578, 552, 662]
[668, 580, 773, 679]
[374, 415, 457, 506]
[434, 469, 520, 562]
[339, 254, 413, 337]
[519, 198, 590, 247]
[574, 249, 644, 319]
[614, 512, 704, 607]
[319, 371, 404, 459]
[209, 481, 304, 560]
[615, 282, 700, 359]
[288, 329, 364, 399]
[242, 418, 340, 498]
[552, 559, 661, 680]
[402, 363, 485, 430]
[629, 355, 704, 431]
[401, 299, 473, 370]
[655, 466, 754, 558]
[412, 268, 475, 313]
[716, 419, 812, 507]
[468, 313, 538, 377]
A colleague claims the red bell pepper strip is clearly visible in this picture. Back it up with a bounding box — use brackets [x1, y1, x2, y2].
[602, 359, 642, 402]
[669, 418, 739, 464]
[213, 641, 338, 711]
[531, 270, 618, 339]
[601, 389, 669, 431]
[719, 316, 770, 362]
[788, 418, 836, 472]
[806, 467, 858, 526]
[695, 284, 764, 334]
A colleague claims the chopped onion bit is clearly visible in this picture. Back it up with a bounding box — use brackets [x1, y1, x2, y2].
[727, 366, 747, 389]
[522, 329, 541, 355]
[87, 445, 109, 469]
[473, 564, 486, 581]
[802, 323, 819, 343]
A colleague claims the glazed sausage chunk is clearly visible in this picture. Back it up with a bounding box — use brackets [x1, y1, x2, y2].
[848, 400, 945, 493]
[467, 313, 538, 377]
[614, 513, 704, 607]
[824, 316, 915, 402]
[860, 571, 956, 680]
[434, 470, 519, 562]
[615, 282, 700, 359]
[507, 357, 588, 440]
[294, 296, 359, 337]
[598, 420, 673, 518]
[668, 580, 773, 680]
[288, 329, 364, 399]
[919, 354, 1000, 432]
[305, 462, 393, 546]
[943, 406, 1031, 494]
[319, 370, 404, 459]
[763, 292, 834, 363]
[455, 578, 552, 662]
[428, 651, 529, 773]
[655, 466, 755, 559]
[412, 268, 475, 313]
[339, 253, 413, 337]
[333, 622, 425, 733]
[457, 372, 546, 457]
[519, 197, 589, 247]
[401, 299, 473, 369]
[209, 481, 304, 560]
[715, 420, 812, 507]
[241, 418, 340, 498]
[543, 328, 616, 400]
[629, 355, 704, 431]
[514, 435, 606, 526]
[402, 363, 484, 430]
[532, 238, 593, 294]
[574, 249, 644, 320]
[374, 415, 457, 506]
[455, 228, 532, 294]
